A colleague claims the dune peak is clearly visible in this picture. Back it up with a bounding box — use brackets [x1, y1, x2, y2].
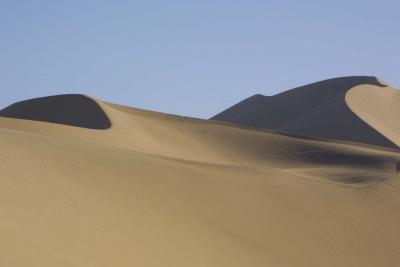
[211, 76, 398, 148]
[0, 94, 111, 129]
[0, 81, 399, 267]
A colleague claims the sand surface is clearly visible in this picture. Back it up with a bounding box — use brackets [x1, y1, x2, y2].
[0, 82, 400, 266]
[212, 76, 398, 148]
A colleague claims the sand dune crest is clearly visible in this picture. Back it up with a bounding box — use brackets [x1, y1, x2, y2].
[212, 76, 399, 148]
[0, 79, 399, 266]
[0, 94, 111, 129]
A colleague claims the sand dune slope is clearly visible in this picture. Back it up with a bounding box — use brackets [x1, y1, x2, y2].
[0, 94, 399, 266]
[211, 76, 399, 148]
[0, 94, 111, 129]
[346, 80, 400, 146]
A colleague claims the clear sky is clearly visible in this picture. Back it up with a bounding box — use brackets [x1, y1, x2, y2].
[1, 1, 399, 118]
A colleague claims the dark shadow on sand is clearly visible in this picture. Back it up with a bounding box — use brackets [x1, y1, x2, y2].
[211, 76, 397, 148]
[0, 94, 111, 129]
[297, 150, 386, 168]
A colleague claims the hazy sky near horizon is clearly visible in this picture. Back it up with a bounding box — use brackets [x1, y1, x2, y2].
[1, 1, 399, 118]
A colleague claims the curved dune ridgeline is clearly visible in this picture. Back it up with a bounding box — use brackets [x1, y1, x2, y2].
[0, 94, 111, 129]
[346, 81, 400, 147]
[211, 76, 399, 148]
[0, 82, 399, 266]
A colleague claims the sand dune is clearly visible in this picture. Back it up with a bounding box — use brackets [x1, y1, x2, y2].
[0, 94, 111, 129]
[211, 76, 399, 148]
[346, 80, 400, 147]
[0, 84, 399, 266]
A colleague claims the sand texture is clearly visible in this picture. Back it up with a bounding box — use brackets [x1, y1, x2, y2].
[0, 78, 399, 266]
[212, 76, 398, 148]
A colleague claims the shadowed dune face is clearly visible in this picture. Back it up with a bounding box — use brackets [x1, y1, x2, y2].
[278, 91, 397, 148]
[253, 140, 399, 185]
[211, 76, 398, 148]
[297, 150, 385, 167]
[293, 149, 394, 184]
[211, 76, 384, 128]
[0, 94, 111, 129]
[0, 94, 111, 130]
[346, 83, 400, 147]
[0, 89, 399, 267]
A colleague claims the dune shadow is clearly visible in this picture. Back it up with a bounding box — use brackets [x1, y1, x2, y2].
[0, 94, 111, 129]
[331, 174, 386, 184]
[211, 76, 398, 149]
[297, 150, 386, 168]
[293, 149, 395, 185]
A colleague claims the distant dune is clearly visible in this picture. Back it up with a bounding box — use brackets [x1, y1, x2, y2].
[211, 76, 399, 148]
[0, 80, 399, 267]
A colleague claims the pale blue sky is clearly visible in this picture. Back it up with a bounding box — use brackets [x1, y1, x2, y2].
[1, 1, 399, 118]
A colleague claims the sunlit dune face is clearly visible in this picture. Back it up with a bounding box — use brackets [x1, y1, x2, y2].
[0, 78, 399, 267]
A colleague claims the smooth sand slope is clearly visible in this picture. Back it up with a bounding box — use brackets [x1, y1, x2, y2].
[0, 89, 399, 267]
[211, 76, 399, 148]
